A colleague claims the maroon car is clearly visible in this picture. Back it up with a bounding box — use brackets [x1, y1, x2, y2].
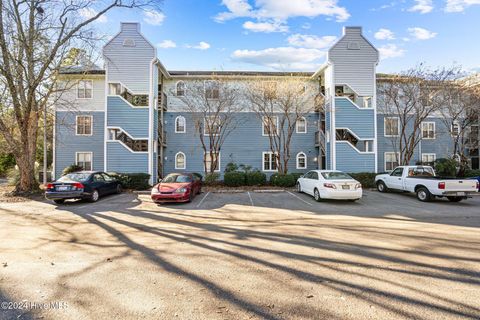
[151, 173, 202, 203]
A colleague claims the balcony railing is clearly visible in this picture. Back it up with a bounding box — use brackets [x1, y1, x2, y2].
[315, 130, 325, 152]
[335, 84, 372, 108]
[108, 128, 148, 152]
[157, 92, 168, 110]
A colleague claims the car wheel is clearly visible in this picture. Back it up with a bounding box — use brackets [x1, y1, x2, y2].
[314, 188, 321, 202]
[53, 199, 65, 204]
[90, 189, 100, 202]
[296, 182, 302, 193]
[188, 191, 193, 203]
[377, 181, 388, 193]
[116, 184, 122, 194]
[416, 187, 431, 202]
[447, 196, 463, 202]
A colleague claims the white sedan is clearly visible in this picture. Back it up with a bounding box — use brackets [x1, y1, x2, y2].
[296, 170, 362, 201]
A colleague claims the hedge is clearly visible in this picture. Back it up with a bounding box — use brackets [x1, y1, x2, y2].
[348, 172, 377, 189]
[224, 171, 246, 187]
[204, 172, 220, 185]
[270, 173, 296, 187]
[464, 169, 480, 177]
[108, 172, 150, 190]
[291, 172, 304, 182]
[245, 171, 266, 186]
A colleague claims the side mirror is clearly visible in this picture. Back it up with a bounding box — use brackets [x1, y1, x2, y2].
[300, 175, 304, 178]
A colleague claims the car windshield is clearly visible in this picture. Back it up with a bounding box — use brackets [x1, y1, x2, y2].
[162, 174, 192, 183]
[57, 173, 90, 182]
[321, 172, 353, 180]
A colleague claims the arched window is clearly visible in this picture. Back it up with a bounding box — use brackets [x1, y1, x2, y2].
[296, 117, 307, 133]
[176, 81, 185, 96]
[175, 116, 186, 133]
[296, 152, 307, 169]
[175, 152, 186, 169]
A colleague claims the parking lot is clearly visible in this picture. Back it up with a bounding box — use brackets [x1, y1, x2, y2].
[1, 190, 479, 319]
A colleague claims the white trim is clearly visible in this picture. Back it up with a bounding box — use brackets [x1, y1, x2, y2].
[106, 126, 149, 140]
[337, 141, 375, 154]
[335, 96, 373, 110]
[107, 94, 149, 109]
[175, 116, 186, 133]
[106, 140, 149, 154]
[296, 152, 307, 169]
[421, 153, 436, 163]
[175, 80, 185, 96]
[52, 110, 56, 180]
[262, 151, 278, 172]
[384, 152, 400, 171]
[373, 65, 378, 173]
[204, 151, 221, 172]
[77, 80, 93, 100]
[104, 66, 108, 172]
[421, 121, 436, 140]
[384, 116, 400, 137]
[262, 116, 279, 136]
[335, 127, 374, 141]
[75, 115, 93, 136]
[107, 80, 149, 95]
[451, 121, 460, 137]
[148, 58, 155, 185]
[175, 152, 186, 170]
[75, 152, 93, 171]
[296, 117, 307, 134]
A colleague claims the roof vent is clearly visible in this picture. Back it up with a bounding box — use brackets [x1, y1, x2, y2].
[347, 42, 360, 50]
[123, 38, 136, 47]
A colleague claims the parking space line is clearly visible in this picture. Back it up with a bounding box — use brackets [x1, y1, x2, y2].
[196, 192, 210, 208]
[247, 191, 254, 206]
[286, 191, 313, 206]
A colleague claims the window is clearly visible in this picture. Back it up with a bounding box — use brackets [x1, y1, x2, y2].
[421, 153, 436, 165]
[93, 173, 105, 183]
[76, 152, 92, 171]
[262, 152, 278, 172]
[175, 116, 186, 133]
[390, 167, 404, 177]
[262, 116, 278, 136]
[407, 167, 434, 177]
[296, 152, 307, 169]
[76, 116, 92, 136]
[451, 121, 460, 137]
[421, 122, 435, 139]
[384, 152, 399, 171]
[205, 80, 219, 99]
[364, 140, 374, 152]
[204, 152, 220, 172]
[384, 117, 399, 137]
[77, 80, 92, 99]
[204, 116, 221, 136]
[296, 117, 307, 133]
[109, 83, 122, 95]
[263, 81, 277, 99]
[175, 152, 186, 169]
[176, 81, 185, 96]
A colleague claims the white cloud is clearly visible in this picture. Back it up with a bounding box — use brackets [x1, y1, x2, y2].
[378, 44, 405, 59]
[215, 0, 350, 23]
[408, 27, 437, 40]
[408, 0, 434, 13]
[287, 34, 337, 49]
[231, 47, 326, 70]
[157, 40, 176, 49]
[143, 9, 165, 26]
[445, 0, 480, 12]
[243, 20, 288, 33]
[374, 28, 395, 40]
[187, 42, 211, 50]
[301, 22, 311, 29]
[79, 8, 108, 23]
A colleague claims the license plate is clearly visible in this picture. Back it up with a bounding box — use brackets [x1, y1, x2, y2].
[457, 192, 465, 196]
[342, 185, 350, 190]
[56, 186, 69, 191]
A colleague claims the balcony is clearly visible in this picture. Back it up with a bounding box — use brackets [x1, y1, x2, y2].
[108, 128, 148, 152]
[109, 83, 149, 107]
[158, 129, 167, 147]
[315, 130, 325, 152]
[157, 92, 168, 110]
[335, 85, 372, 108]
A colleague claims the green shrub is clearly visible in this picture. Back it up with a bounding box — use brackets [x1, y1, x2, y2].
[0, 153, 15, 177]
[224, 171, 246, 187]
[291, 172, 305, 182]
[239, 164, 253, 173]
[108, 172, 150, 190]
[62, 164, 83, 175]
[224, 162, 239, 173]
[464, 169, 480, 177]
[434, 158, 457, 177]
[245, 170, 266, 186]
[270, 173, 296, 187]
[348, 172, 377, 189]
[204, 172, 220, 185]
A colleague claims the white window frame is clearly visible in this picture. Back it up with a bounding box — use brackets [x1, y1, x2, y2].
[204, 116, 221, 136]
[421, 153, 436, 164]
[262, 116, 279, 136]
[204, 152, 221, 172]
[451, 121, 460, 137]
[421, 122, 436, 140]
[204, 80, 219, 100]
[296, 152, 307, 169]
[384, 152, 400, 171]
[175, 116, 186, 133]
[75, 152, 93, 171]
[364, 140, 374, 152]
[77, 80, 93, 99]
[175, 152, 186, 170]
[262, 151, 278, 172]
[176, 81, 185, 97]
[296, 117, 307, 134]
[75, 115, 93, 136]
[384, 117, 399, 137]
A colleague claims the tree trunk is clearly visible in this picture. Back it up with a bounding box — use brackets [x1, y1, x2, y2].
[14, 113, 40, 193]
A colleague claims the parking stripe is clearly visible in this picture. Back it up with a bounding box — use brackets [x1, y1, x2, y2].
[287, 191, 313, 206]
[247, 191, 254, 206]
[196, 192, 210, 208]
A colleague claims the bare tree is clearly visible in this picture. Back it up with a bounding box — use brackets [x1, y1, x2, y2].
[245, 77, 316, 174]
[175, 76, 243, 174]
[0, 0, 159, 193]
[378, 65, 460, 166]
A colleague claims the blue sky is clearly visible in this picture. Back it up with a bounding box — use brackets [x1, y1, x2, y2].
[88, 0, 480, 73]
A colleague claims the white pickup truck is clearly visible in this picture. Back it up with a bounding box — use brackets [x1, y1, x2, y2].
[375, 165, 479, 202]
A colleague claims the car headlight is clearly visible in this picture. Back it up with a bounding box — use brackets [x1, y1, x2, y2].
[174, 187, 188, 193]
[355, 183, 362, 189]
[151, 187, 160, 194]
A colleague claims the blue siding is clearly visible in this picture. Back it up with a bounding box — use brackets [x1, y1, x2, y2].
[335, 97, 375, 138]
[106, 143, 148, 173]
[163, 112, 318, 177]
[107, 96, 149, 138]
[336, 143, 375, 172]
[54, 111, 104, 179]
